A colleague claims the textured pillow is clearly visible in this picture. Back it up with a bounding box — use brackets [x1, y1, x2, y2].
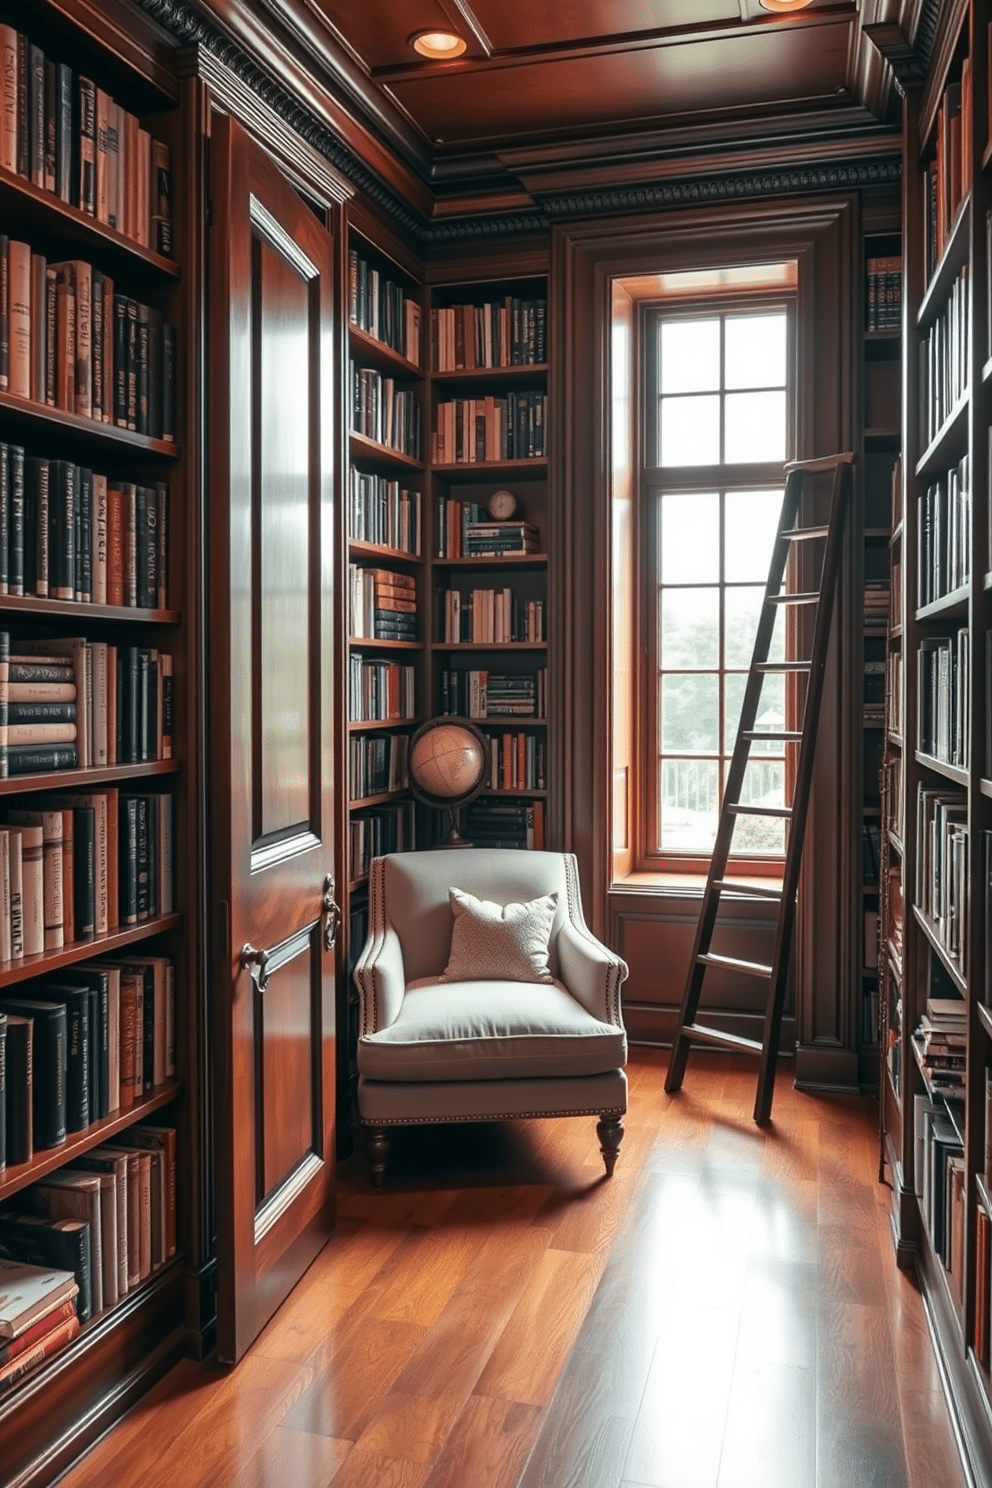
[442, 887, 558, 983]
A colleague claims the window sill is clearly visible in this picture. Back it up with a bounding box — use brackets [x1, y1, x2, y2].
[610, 870, 784, 897]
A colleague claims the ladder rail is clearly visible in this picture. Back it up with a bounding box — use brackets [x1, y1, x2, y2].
[664, 453, 854, 1121]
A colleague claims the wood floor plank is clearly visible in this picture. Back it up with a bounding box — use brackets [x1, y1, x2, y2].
[420, 1395, 544, 1488]
[280, 1316, 426, 1441]
[475, 1246, 605, 1406]
[228, 1426, 352, 1488]
[716, 1360, 816, 1488]
[327, 1450, 431, 1488]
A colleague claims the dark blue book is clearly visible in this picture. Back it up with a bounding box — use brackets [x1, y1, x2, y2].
[41, 983, 91, 1133]
[0, 998, 66, 1150]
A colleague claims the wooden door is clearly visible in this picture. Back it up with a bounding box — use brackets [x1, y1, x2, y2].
[209, 113, 339, 1364]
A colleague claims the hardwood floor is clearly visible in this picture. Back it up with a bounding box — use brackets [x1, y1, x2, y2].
[59, 1051, 968, 1488]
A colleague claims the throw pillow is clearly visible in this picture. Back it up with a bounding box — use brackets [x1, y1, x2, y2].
[442, 887, 558, 983]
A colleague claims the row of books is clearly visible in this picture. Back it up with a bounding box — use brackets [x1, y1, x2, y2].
[865, 255, 902, 332]
[924, 62, 972, 281]
[348, 565, 416, 642]
[482, 731, 547, 792]
[0, 1257, 80, 1398]
[432, 392, 547, 465]
[0, 448, 168, 607]
[0, 962, 175, 1165]
[0, 1123, 177, 1339]
[348, 732, 409, 803]
[916, 785, 968, 967]
[917, 454, 971, 607]
[432, 296, 546, 371]
[434, 497, 542, 561]
[348, 251, 421, 367]
[916, 1094, 965, 1304]
[2, 242, 176, 439]
[348, 471, 421, 555]
[0, 636, 174, 775]
[348, 655, 415, 723]
[886, 648, 903, 737]
[919, 266, 970, 450]
[0, 28, 172, 254]
[350, 364, 421, 459]
[0, 791, 173, 968]
[439, 668, 547, 720]
[439, 587, 544, 645]
[918, 631, 969, 768]
[464, 798, 545, 850]
[349, 803, 415, 881]
[884, 863, 904, 969]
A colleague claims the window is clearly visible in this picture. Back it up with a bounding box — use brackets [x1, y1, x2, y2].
[641, 295, 796, 869]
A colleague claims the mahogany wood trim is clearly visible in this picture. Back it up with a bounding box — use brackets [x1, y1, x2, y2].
[26, 0, 180, 104]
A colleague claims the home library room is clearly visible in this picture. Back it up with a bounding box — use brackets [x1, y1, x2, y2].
[874, 1, 992, 1476]
[0, 3, 192, 1481]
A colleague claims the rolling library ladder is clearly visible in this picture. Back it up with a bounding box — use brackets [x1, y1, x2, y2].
[664, 452, 854, 1123]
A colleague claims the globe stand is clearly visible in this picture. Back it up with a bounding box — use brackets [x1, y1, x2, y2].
[439, 804, 469, 849]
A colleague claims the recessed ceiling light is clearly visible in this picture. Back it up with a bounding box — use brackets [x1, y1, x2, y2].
[410, 30, 467, 60]
[759, 0, 814, 11]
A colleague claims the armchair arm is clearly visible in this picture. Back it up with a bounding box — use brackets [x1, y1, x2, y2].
[557, 917, 628, 1027]
[354, 923, 407, 1034]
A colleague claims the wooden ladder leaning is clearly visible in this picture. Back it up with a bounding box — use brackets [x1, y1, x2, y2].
[663, 451, 855, 1124]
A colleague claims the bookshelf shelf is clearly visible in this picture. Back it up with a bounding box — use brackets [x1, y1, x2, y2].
[917, 196, 970, 328]
[0, 596, 180, 624]
[916, 585, 969, 621]
[349, 636, 420, 651]
[0, 389, 180, 460]
[911, 903, 966, 992]
[0, 912, 181, 991]
[0, 1079, 182, 1203]
[349, 789, 409, 810]
[347, 717, 419, 733]
[431, 363, 548, 389]
[431, 641, 547, 653]
[433, 553, 547, 570]
[348, 540, 422, 566]
[0, 759, 180, 794]
[914, 751, 970, 787]
[348, 324, 421, 378]
[915, 391, 970, 477]
[349, 432, 424, 472]
[0, 165, 179, 285]
[433, 458, 548, 479]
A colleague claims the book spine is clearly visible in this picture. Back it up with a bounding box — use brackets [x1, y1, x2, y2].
[8, 239, 30, 400]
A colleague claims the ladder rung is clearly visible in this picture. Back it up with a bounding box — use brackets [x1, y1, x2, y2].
[783, 526, 829, 541]
[683, 1023, 764, 1053]
[698, 952, 773, 978]
[767, 593, 820, 605]
[714, 878, 785, 900]
[756, 660, 812, 672]
[742, 730, 803, 741]
[728, 803, 792, 818]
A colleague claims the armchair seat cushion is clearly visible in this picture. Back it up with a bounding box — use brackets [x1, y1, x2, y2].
[357, 975, 627, 1083]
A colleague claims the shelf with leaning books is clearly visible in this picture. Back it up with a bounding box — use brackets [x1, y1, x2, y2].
[0, 390, 178, 461]
[348, 237, 422, 371]
[348, 431, 422, 474]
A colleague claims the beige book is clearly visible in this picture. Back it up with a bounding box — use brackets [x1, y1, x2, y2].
[7, 810, 62, 950]
[74, 1148, 129, 1299]
[92, 473, 108, 604]
[0, 27, 16, 175]
[50, 262, 91, 419]
[6, 722, 76, 745]
[0, 828, 10, 963]
[8, 823, 42, 956]
[45, 792, 109, 936]
[7, 827, 22, 958]
[135, 128, 150, 247]
[8, 239, 30, 400]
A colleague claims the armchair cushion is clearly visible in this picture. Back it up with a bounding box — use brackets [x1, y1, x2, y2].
[357, 976, 626, 1083]
[442, 886, 557, 984]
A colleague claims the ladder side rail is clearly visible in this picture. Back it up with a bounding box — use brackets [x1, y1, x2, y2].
[753, 456, 853, 1121]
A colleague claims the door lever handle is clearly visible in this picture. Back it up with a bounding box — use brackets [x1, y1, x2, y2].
[323, 873, 340, 952]
[241, 943, 270, 994]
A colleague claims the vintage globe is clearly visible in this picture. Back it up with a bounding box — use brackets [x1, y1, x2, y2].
[409, 719, 488, 805]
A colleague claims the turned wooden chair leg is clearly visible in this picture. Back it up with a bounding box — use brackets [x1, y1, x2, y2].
[366, 1126, 390, 1189]
[597, 1115, 624, 1177]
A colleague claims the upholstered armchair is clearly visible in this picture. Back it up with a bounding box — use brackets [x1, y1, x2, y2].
[354, 848, 629, 1188]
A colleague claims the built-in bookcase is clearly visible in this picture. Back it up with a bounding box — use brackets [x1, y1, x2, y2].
[874, 4, 992, 1477]
[426, 275, 550, 851]
[0, 2, 191, 1477]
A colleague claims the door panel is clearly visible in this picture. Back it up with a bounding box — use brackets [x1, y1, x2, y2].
[210, 112, 338, 1364]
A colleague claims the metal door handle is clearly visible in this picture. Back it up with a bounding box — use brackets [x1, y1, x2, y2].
[241, 943, 270, 993]
[323, 873, 340, 951]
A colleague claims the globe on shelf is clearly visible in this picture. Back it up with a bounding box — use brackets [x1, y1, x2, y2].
[408, 717, 490, 848]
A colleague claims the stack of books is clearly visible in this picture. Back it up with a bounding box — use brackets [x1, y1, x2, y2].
[440, 668, 546, 719]
[914, 995, 967, 1096]
[865, 255, 902, 331]
[465, 798, 544, 849]
[0, 1258, 80, 1398]
[463, 521, 540, 556]
[348, 566, 417, 642]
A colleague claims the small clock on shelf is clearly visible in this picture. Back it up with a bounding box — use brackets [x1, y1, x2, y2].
[489, 489, 518, 520]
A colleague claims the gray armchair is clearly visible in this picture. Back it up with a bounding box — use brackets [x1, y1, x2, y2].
[354, 848, 629, 1187]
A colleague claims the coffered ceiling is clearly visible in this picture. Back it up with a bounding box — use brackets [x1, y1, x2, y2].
[298, 0, 902, 158]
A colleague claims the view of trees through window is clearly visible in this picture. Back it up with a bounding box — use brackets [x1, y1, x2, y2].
[649, 307, 792, 858]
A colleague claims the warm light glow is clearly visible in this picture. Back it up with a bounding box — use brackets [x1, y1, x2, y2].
[759, 0, 815, 10]
[411, 30, 467, 59]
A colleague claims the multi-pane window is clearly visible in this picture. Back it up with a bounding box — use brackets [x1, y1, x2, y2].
[645, 304, 794, 863]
